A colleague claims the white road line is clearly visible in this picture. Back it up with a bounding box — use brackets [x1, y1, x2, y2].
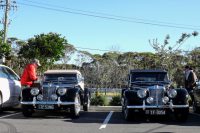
[0, 112, 21, 119]
[99, 111, 113, 130]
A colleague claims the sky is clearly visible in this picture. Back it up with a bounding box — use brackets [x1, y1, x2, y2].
[1, 0, 200, 55]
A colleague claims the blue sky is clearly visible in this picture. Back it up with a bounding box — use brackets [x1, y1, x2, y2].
[1, 0, 200, 54]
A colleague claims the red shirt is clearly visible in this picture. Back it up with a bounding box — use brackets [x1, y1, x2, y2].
[20, 63, 38, 86]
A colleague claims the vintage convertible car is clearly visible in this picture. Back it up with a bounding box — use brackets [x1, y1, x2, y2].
[193, 81, 200, 113]
[121, 69, 189, 121]
[21, 70, 90, 118]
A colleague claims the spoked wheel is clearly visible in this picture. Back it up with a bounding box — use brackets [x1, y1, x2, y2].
[70, 94, 81, 118]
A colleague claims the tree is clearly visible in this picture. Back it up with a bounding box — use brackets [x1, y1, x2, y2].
[18, 32, 69, 72]
[0, 30, 11, 60]
[149, 31, 198, 85]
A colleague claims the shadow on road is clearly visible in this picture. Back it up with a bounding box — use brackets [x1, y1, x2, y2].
[1, 109, 200, 127]
[65, 111, 200, 127]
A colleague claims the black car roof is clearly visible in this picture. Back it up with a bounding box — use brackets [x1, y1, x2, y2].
[130, 69, 167, 73]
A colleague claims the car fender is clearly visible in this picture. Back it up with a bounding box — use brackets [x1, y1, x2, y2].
[172, 88, 189, 105]
[61, 87, 80, 102]
[0, 78, 11, 104]
[124, 90, 143, 105]
[21, 88, 34, 101]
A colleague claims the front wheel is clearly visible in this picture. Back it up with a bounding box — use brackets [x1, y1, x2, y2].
[174, 108, 189, 122]
[22, 105, 33, 117]
[70, 94, 81, 118]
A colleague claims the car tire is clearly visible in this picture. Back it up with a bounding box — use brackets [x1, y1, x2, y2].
[0, 94, 3, 113]
[22, 105, 33, 117]
[123, 98, 132, 121]
[70, 94, 81, 118]
[174, 108, 189, 122]
[193, 101, 200, 113]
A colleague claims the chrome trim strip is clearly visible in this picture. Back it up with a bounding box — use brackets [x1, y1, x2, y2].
[21, 101, 75, 105]
[127, 104, 189, 109]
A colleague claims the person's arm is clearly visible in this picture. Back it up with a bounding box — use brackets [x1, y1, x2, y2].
[28, 65, 38, 81]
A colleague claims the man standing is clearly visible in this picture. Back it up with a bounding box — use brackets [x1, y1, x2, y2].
[20, 59, 41, 88]
[184, 65, 198, 104]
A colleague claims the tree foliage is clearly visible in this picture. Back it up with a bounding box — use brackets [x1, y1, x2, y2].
[18, 32, 69, 72]
[0, 30, 11, 59]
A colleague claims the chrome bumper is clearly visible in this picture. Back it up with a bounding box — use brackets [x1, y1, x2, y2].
[21, 97, 75, 106]
[127, 100, 189, 110]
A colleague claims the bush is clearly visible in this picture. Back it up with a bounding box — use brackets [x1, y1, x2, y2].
[109, 95, 121, 106]
[91, 95, 108, 106]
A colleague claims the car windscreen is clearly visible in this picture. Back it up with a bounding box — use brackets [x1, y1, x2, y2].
[43, 73, 77, 83]
[131, 72, 168, 82]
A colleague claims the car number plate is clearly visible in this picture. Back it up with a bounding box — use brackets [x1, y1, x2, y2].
[38, 105, 54, 110]
[145, 109, 166, 115]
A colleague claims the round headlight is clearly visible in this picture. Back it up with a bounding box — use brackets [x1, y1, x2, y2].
[51, 94, 58, 101]
[162, 96, 169, 104]
[37, 94, 43, 101]
[167, 89, 177, 98]
[57, 88, 67, 96]
[146, 97, 154, 104]
[30, 88, 39, 96]
[137, 89, 147, 98]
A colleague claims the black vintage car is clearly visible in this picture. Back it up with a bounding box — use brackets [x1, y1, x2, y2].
[193, 81, 200, 113]
[21, 70, 90, 118]
[121, 69, 189, 121]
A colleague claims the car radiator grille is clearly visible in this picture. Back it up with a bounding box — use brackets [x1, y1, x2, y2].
[42, 87, 57, 101]
[148, 88, 165, 106]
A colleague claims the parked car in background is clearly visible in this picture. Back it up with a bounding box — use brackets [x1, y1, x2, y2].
[122, 69, 189, 121]
[0, 64, 21, 112]
[21, 70, 90, 118]
[193, 81, 200, 113]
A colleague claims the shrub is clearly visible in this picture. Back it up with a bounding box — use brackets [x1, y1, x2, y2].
[109, 95, 121, 106]
[91, 95, 108, 106]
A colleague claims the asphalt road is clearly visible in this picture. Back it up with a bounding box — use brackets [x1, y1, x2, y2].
[0, 107, 200, 133]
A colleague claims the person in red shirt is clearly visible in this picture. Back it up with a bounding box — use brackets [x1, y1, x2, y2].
[20, 59, 41, 88]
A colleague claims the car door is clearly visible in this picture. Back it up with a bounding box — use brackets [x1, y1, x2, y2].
[3, 67, 21, 105]
[0, 66, 11, 107]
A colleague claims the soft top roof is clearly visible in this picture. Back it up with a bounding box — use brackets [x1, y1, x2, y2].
[130, 69, 167, 73]
[44, 70, 81, 75]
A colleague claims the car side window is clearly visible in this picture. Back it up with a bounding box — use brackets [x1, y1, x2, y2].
[3, 67, 19, 80]
[0, 66, 9, 78]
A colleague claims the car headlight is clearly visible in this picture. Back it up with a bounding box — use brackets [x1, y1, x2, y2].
[137, 89, 147, 98]
[167, 89, 177, 98]
[57, 88, 67, 96]
[162, 96, 169, 104]
[30, 88, 39, 96]
[37, 94, 43, 101]
[51, 94, 58, 101]
[146, 97, 154, 104]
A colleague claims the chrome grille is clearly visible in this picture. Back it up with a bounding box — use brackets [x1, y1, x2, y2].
[42, 86, 57, 101]
[148, 86, 165, 106]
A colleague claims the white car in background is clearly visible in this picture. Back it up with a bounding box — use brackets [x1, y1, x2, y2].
[0, 64, 21, 112]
